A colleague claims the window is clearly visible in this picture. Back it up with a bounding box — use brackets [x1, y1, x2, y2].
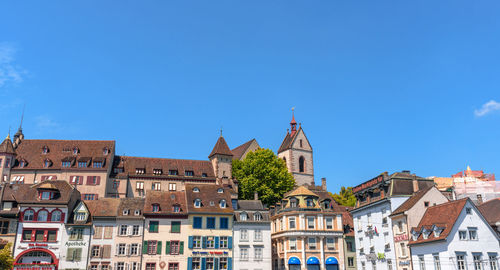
[348, 257, 354, 267]
[170, 241, 180, 254]
[153, 169, 162, 175]
[240, 212, 247, 221]
[147, 241, 158, 255]
[290, 238, 296, 250]
[254, 229, 262, 241]
[168, 263, 179, 270]
[206, 258, 215, 270]
[241, 229, 248, 241]
[299, 156, 305, 172]
[152, 204, 160, 212]
[103, 148, 109, 155]
[469, 228, 478, 240]
[419, 256, 425, 270]
[67, 248, 82, 261]
[217, 188, 223, 193]
[255, 247, 263, 260]
[240, 248, 249, 260]
[466, 207, 472, 215]
[0, 221, 8, 234]
[134, 210, 141, 216]
[220, 217, 229, 229]
[193, 187, 200, 192]
[474, 254, 482, 270]
[136, 181, 144, 190]
[459, 230, 467, 240]
[206, 236, 215, 248]
[91, 246, 100, 257]
[136, 168, 145, 174]
[220, 200, 226, 208]
[307, 216, 315, 229]
[169, 183, 176, 191]
[169, 170, 178, 176]
[119, 225, 128, 236]
[116, 262, 125, 270]
[185, 170, 194, 176]
[434, 254, 441, 270]
[51, 210, 62, 222]
[400, 243, 407, 257]
[62, 161, 71, 168]
[220, 236, 228, 248]
[93, 162, 102, 168]
[219, 258, 228, 270]
[193, 217, 202, 229]
[22, 229, 57, 242]
[253, 212, 262, 221]
[306, 198, 314, 207]
[193, 236, 202, 248]
[194, 199, 201, 208]
[308, 237, 317, 249]
[290, 199, 297, 208]
[152, 182, 161, 191]
[117, 243, 126, 255]
[37, 210, 48, 221]
[171, 221, 181, 233]
[202, 173, 208, 177]
[347, 240, 354, 252]
[361, 262, 366, 270]
[149, 221, 159, 233]
[40, 191, 53, 200]
[326, 217, 333, 229]
[129, 243, 139, 255]
[69, 228, 84, 240]
[289, 217, 296, 229]
[457, 254, 466, 270]
[192, 258, 201, 270]
[172, 204, 180, 213]
[146, 263, 156, 270]
[326, 238, 335, 249]
[44, 159, 51, 168]
[207, 217, 216, 229]
[490, 254, 498, 270]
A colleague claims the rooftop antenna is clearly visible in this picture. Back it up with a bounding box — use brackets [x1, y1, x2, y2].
[19, 104, 25, 131]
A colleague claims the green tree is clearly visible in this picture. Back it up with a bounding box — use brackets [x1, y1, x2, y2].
[233, 148, 295, 206]
[329, 186, 356, 207]
[0, 243, 14, 270]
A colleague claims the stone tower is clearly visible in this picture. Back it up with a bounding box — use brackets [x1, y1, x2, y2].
[277, 114, 314, 186]
[209, 135, 234, 182]
[0, 135, 16, 182]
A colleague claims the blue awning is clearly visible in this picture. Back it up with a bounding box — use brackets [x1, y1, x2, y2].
[307, 257, 320, 265]
[288, 257, 301, 265]
[326, 257, 339, 265]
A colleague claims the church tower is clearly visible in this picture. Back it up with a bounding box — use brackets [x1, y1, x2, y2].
[277, 113, 314, 186]
[0, 135, 16, 182]
[209, 135, 234, 183]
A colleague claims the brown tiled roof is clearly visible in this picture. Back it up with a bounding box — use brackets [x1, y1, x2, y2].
[144, 191, 187, 216]
[285, 186, 318, 197]
[409, 198, 468, 245]
[14, 180, 80, 205]
[0, 136, 15, 154]
[209, 136, 233, 158]
[111, 156, 216, 179]
[342, 208, 355, 236]
[118, 198, 145, 218]
[12, 139, 115, 170]
[86, 198, 121, 217]
[391, 177, 434, 196]
[478, 198, 500, 226]
[185, 184, 233, 214]
[278, 127, 302, 153]
[231, 139, 256, 160]
[391, 185, 437, 216]
[238, 200, 265, 211]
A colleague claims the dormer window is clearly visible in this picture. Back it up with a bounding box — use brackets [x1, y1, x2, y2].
[210, 201, 215, 206]
[93, 162, 103, 168]
[240, 212, 248, 221]
[173, 205, 181, 213]
[103, 147, 109, 155]
[423, 230, 430, 239]
[153, 169, 163, 175]
[254, 212, 262, 221]
[43, 159, 52, 168]
[193, 187, 200, 193]
[152, 204, 160, 212]
[62, 161, 71, 168]
[39, 191, 54, 200]
[217, 188, 223, 193]
[185, 170, 194, 176]
[219, 200, 226, 208]
[306, 198, 314, 207]
[78, 161, 87, 168]
[19, 160, 27, 168]
[322, 200, 331, 209]
[42, 146, 49, 154]
[73, 147, 79, 155]
[169, 170, 178, 176]
[290, 199, 297, 208]
[75, 212, 86, 221]
[134, 210, 141, 216]
[194, 199, 202, 208]
[123, 209, 129, 216]
[202, 173, 208, 177]
[136, 168, 145, 174]
[434, 229, 441, 238]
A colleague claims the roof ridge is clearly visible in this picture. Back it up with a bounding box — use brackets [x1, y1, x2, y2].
[119, 155, 212, 163]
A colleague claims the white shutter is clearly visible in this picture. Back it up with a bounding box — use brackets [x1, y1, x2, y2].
[126, 244, 130, 256]
[125, 263, 130, 270]
[116, 244, 119, 256]
[138, 244, 141, 255]
[113, 263, 117, 270]
[138, 226, 142, 236]
[127, 225, 132, 236]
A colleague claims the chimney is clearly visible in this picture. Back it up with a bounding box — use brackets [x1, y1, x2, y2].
[477, 194, 483, 204]
[412, 175, 419, 193]
[254, 191, 259, 200]
[321, 178, 327, 191]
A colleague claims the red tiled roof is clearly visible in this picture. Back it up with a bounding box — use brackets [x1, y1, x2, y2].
[144, 191, 187, 216]
[391, 185, 438, 216]
[15, 180, 80, 205]
[112, 156, 215, 179]
[231, 139, 256, 160]
[409, 198, 468, 245]
[0, 136, 15, 155]
[87, 198, 121, 217]
[209, 136, 233, 158]
[185, 184, 234, 214]
[12, 139, 115, 170]
[478, 198, 500, 226]
[278, 127, 302, 153]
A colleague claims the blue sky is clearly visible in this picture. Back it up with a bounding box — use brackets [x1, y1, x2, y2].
[1, 1, 500, 193]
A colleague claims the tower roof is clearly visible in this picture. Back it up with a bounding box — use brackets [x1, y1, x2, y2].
[0, 135, 16, 155]
[209, 136, 233, 158]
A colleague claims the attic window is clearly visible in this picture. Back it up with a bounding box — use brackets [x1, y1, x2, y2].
[202, 173, 208, 178]
[290, 198, 297, 208]
[93, 162, 103, 168]
[153, 169, 163, 175]
[422, 230, 431, 239]
[169, 170, 178, 176]
[193, 187, 200, 193]
[114, 167, 124, 173]
[300, 139, 303, 148]
[73, 147, 79, 155]
[152, 204, 160, 212]
[210, 201, 215, 206]
[217, 188, 223, 193]
[424, 201, 430, 207]
[19, 160, 27, 168]
[39, 191, 55, 200]
[43, 159, 52, 168]
[136, 168, 145, 174]
[78, 161, 87, 168]
[62, 161, 71, 168]
[173, 205, 181, 213]
[254, 212, 262, 221]
[42, 146, 49, 154]
[322, 200, 331, 209]
[103, 148, 109, 155]
[134, 210, 141, 216]
[466, 207, 472, 215]
[240, 212, 247, 221]
[185, 170, 194, 176]
[123, 209, 129, 215]
[194, 199, 201, 208]
[433, 228, 442, 238]
[219, 200, 226, 208]
[306, 198, 314, 207]
[75, 212, 86, 221]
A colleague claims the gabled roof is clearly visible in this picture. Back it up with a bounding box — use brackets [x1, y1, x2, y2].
[185, 184, 233, 214]
[15, 180, 79, 205]
[409, 198, 468, 245]
[285, 185, 318, 198]
[478, 198, 500, 226]
[0, 135, 15, 155]
[231, 139, 257, 160]
[237, 200, 265, 211]
[86, 198, 121, 217]
[144, 191, 186, 216]
[391, 185, 437, 216]
[209, 136, 233, 158]
[118, 198, 145, 218]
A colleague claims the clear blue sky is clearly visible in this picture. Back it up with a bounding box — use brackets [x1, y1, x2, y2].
[1, 1, 500, 193]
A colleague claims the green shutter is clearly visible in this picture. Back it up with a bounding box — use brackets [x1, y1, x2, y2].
[165, 241, 171, 254]
[143, 241, 148, 254]
[180, 241, 184, 254]
[157, 241, 162, 254]
[172, 221, 181, 233]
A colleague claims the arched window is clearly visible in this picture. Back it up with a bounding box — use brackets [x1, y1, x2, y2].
[37, 210, 49, 221]
[24, 209, 34, 221]
[299, 156, 305, 172]
[300, 139, 303, 148]
[254, 212, 262, 221]
[152, 204, 160, 212]
[290, 198, 297, 208]
[283, 157, 287, 164]
[51, 210, 62, 222]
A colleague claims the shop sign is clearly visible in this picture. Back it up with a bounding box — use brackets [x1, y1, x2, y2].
[353, 175, 384, 193]
[399, 261, 411, 265]
[65, 242, 86, 247]
[192, 251, 229, 256]
[394, 234, 408, 242]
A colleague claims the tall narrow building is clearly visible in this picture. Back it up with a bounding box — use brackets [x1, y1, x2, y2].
[277, 115, 314, 186]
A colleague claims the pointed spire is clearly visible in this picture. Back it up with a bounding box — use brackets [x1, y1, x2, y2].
[290, 107, 297, 136]
[467, 165, 471, 171]
[0, 134, 15, 155]
[209, 134, 233, 158]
